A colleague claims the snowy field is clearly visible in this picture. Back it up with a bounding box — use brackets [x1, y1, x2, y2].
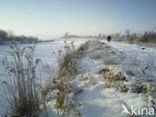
[0, 38, 156, 117]
[0, 39, 86, 116]
[67, 40, 156, 117]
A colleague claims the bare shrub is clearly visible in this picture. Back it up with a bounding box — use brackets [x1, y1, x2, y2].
[99, 67, 129, 92]
[133, 83, 149, 93]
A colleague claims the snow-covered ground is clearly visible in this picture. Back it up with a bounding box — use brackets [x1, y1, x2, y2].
[46, 39, 156, 117]
[69, 40, 156, 117]
[0, 39, 86, 116]
[0, 39, 156, 117]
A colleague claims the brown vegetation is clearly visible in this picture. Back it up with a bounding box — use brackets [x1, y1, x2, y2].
[1, 45, 42, 116]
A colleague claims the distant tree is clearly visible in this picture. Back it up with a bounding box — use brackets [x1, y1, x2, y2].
[114, 32, 121, 40]
[98, 34, 102, 38]
[125, 29, 130, 40]
[65, 32, 69, 38]
[8, 30, 15, 39]
[129, 33, 137, 41]
[0, 29, 8, 41]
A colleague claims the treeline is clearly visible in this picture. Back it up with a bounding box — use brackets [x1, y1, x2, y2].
[0, 29, 38, 44]
[140, 31, 156, 43]
[63, 32, 107, 39]
[64, 30, 156, 43]
[111, 30, 156, 43]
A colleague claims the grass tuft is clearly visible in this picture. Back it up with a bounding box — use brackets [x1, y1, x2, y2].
[1, 44, 42, 117]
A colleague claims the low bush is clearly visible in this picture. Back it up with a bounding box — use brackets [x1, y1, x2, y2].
[99, 67, 129, 92]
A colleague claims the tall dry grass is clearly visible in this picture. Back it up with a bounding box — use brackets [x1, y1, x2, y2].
[1, 44, 43, 117]
[55, 41, 81, 116]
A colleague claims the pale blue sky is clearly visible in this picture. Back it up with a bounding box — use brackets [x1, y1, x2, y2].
[0, 0, 156, 39]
